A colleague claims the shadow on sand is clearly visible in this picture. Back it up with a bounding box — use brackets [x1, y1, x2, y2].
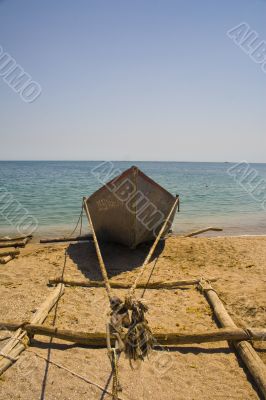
[66, 239, 165, 280]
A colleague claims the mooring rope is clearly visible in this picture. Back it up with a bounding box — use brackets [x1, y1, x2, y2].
[83, 195, 179, 303]
[128, 196, 179, 298]
[83, 195, 179, 395]
[27, 349, 125, 400]
[67, 199, 84, 238]
[83, 198, 113, 301]
[111, 348, 120, 400]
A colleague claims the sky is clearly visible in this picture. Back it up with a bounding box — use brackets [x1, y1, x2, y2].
[0, 0, 265, 162]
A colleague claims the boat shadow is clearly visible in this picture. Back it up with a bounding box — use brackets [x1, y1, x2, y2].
[66, 239, 165, 280]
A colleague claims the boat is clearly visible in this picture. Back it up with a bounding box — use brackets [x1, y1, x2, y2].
[84, 166, 179, 248]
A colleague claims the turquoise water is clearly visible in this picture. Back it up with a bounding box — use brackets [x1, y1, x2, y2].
[0, 161, 266, 238]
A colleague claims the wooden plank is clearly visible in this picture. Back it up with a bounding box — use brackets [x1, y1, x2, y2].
[199, 280, 266, 399]
[0, 324, 265, 346]
[184, 227, 223, 238]
[48, 277, 218, 289]
[0, 284, 65, 376]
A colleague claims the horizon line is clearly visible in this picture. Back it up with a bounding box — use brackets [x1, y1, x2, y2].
[0, 159, 265, 164]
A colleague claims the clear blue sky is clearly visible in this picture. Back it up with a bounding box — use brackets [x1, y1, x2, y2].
[0, 0, 265, 162]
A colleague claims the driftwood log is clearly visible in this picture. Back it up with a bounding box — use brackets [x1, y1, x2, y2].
[0, 324, 265, 347]
[0, 235, 32, 242]
[199, 280, 266, 399]
[0, 249, 20, 257]
[0, 284, 65, 376]
[0, 237, 30, 248]
[48, 277, 218, 289]
[40, 234, 92, 244]
[0, 255, 16, 265]
[184, 227, 223, 238]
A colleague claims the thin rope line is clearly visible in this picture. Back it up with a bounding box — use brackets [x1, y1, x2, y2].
[141, 256, 159, 299]
[67, 200, 84, 238]
[27, 349, 125, 400]
[129, 197, 179, 297]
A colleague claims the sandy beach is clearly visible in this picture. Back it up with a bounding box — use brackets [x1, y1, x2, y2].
[1, 0, 266, 397]
[0, 235, 265, 399]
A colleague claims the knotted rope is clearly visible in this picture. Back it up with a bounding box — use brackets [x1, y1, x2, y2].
[83, 195, 179, 395]
[124, 196, 179, 362]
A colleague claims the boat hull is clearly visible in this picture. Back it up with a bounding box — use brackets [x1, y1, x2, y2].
[85, 166, 178, 248]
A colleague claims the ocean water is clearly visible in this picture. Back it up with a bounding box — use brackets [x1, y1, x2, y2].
[0, 161, 266, 239]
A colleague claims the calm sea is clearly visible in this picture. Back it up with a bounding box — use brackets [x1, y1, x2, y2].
[0, 161, 266, 239]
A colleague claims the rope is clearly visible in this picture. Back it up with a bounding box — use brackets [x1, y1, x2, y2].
[140, 256, 159, 299]
[83, 194, 178, 387]
[111, 349, 120, 400]
[129, 196, 179, 298]
[83, 195, 179, 302]
[58, 199, 84, 293]
[83, 198, 120, 398]
[67, 199, 84, 238]
[83, 198, 113, 302]
[27, 349, 125, 400]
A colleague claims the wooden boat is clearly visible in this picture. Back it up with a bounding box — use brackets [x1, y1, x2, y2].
[84, 166, 179, 248]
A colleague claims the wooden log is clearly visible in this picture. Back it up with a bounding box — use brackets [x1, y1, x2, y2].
[48, 277, 218, 289]
[0, 324, 265, 346]
[184, 227, 223, 238]
[0, 255, 15, 265]
[0, 284, 65, 376]
[0, 235, 32, 242]
[0, 249, 20, 257]
[199, 280, 266, 399]
[0, 237, 30, 248]
[40, 234, 92, 244]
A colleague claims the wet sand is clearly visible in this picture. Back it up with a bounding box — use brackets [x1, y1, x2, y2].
[0, 236, 265, 399]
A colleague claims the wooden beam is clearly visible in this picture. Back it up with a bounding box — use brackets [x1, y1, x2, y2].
[184, 227, 223, 238]
[198, 280, 266, 399]
[0, 237, 30, 248]
[0, 255, 16, 265]
[40, 234, 92, 244]
[0, 249, 20, 257]
[0, 235, 32, 242]
[48, 277, 218, 289]
[0, 284, 65, 376]
[0, 323, 265, 347]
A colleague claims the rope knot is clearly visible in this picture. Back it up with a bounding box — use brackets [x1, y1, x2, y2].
[124, 297, 154, 363]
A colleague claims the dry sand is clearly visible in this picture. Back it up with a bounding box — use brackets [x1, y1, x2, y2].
[0, 235, 265, 399]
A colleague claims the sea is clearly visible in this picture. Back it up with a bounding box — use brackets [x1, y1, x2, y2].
[0, 161, 266, 239]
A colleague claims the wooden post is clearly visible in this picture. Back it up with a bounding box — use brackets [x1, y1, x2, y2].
[184, 227, 223, 237]
[48, 277, 218, 289]
[198, 280, 266, 399]
[0, 284, 65, 375]
[0, 324, 265, 347]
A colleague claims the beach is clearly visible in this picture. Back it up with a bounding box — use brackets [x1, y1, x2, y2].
[0, 235, 265, 399]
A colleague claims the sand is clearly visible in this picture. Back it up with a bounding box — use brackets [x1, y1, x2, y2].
[0, 235, 265, 399]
